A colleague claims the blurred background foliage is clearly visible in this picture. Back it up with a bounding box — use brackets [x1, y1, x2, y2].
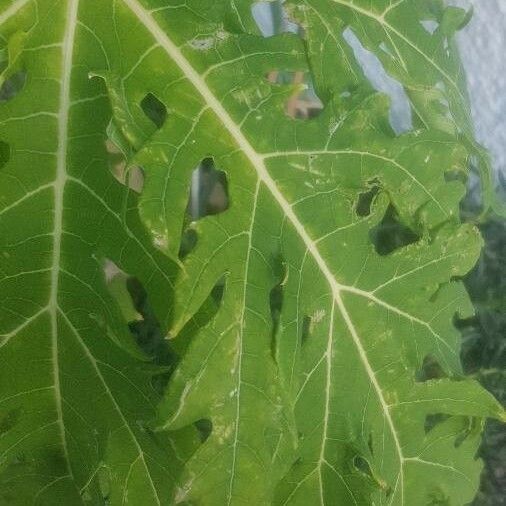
[460, 212, 506, 505]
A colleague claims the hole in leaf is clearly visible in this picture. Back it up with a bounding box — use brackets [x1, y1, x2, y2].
[0, 70, 26, 102]
[369, 205, 420, 255]
[141, 92, 167, 129]
[356, 182, 381, 217]
[0, 140, 9, 170]
[343, 28, 412, 135]
[251, 1, 301, 37]
[195, 419, 212, 443]
[416, 355, 446, 382]
[105, 138, 144, 193]
[420, 20, 439, 34]
[103, 260, 175, 392]
[267, 70, 324, 119]
[189, 158, 229, 220]
[301, 315, 312, 345]
[127, 277, 173, 364]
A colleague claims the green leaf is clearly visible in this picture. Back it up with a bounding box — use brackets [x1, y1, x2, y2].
[0, 1, 197, 504]
[1, 1, 503, 505]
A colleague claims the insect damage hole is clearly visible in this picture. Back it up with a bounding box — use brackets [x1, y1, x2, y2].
[416, 355, 446, 382]
[189, 158, 229, 220]
[251, 1, 301, 38]
[343, 28, 412, 135]
[140, 92, 167, 129]
[103, 260, 175, 390]
[369, 205, 420, 255]
[420, 20, 439, 35]
[267, 70, 323, 119]
[105, 127, 144, 193]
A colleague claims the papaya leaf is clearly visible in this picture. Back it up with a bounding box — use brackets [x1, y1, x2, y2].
[0, 1, 504, 505]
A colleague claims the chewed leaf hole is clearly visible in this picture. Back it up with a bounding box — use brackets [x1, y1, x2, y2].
[343, 28, 412, 135]
[0, 70, 27, 102]
[356, 182, 381, 217]
[420, 20, 439, 35]
[0, 140, 9, 170]
[103, 260, 175, 390]
[141, 92, 167, 129]
[416, 355, 446, 382]
[251, 1, 301, 38]
[105, 138, 144, 193]
[369, 205, 420, 255]
[189, 158, 229, 220]
[127, 278, 174, 364]
[267, 70, 323, 119]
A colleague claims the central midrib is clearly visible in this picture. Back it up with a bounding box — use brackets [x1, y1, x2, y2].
[48, 2, 164, 501]
[121, 0, 405, 502]
[50, 0, 80, 477]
